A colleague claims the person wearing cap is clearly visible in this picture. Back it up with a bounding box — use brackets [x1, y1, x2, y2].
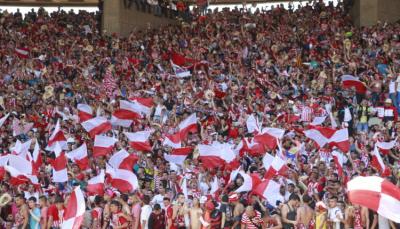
[315, 201, 328, 229]
[381, 98, 398, 124]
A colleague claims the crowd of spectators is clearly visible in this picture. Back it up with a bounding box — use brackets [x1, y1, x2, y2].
[0, 0, 399, 228]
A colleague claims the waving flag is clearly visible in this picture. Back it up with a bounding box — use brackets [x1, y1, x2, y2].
[341, 75, 367, 94]
[108, 149, 138, 171]
[86, 170, 105, 196]
[303, 126, 350, 152]
[113, 100, 145, 120]
[31, 141, 42, 175]
[106, 164, 139, 193]
[51, 143, 68, 183]
[347, 176, 400, 223]
[11, 139, 32, 158]
[246, 114, 260, 134]
[163, 133, 182, 149]
[264, 155, 289, 179]
[198, 142, 236, 169]
[93, 135, 118, 157]
[0, 113, 9, 128]
[47, 120, 67, 151]
[332, 150, 347, 177]
[4, 165, 38, 186]
[171, 61, 191, 78]
[62, 187, 86, 229]
[371, 146, 391, 176]
[66, 143, 89, 170]
[376, 139, 397, 155]
[234, 171, 262, 193]
[254, 127, 285, 150]
[178, 113, 198, 139]
[8, 154, 33, 175]
[124, 131, 153, 152]
[77, 104, 93, 122]
[81, 117, 112, 138]
[102, 67, 117, 97]
[15, 47, 29, 59]
[164, 147, 192, 165]
[253, 179, 281, 207]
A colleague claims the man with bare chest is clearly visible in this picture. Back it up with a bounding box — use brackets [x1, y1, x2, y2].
[296, 195, 314, 229]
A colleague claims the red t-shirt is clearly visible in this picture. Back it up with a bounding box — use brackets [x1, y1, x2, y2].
[111, 212, 128, 228]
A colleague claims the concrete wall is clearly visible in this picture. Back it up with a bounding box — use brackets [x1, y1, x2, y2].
[377, 0, 400, 24]
[102, 1, 177, 37]
[352, 0, 400, 27]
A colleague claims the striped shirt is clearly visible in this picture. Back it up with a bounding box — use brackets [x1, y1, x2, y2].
[241, 210, 262, 229]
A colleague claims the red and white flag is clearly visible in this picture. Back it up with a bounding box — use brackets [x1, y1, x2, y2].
[178, 113, 198, 139]
[254, 127, 285, 150]
[51, 143, 68, 183]
[164, 147, 192, 165]
[11, 139, 32, 159]
[264, 155, 289, 179]
[86, 170, 105, 196]
[246, 114, 260, 134]
[4, 165, 38, 186]
[262, 153, 274, 171]
[112, 100, 145, 121]
[15, 47, 29, 59]
[102, 67, 117, 97]
[198, 142, 236, 169]
[110, 114, 133, 128]
[303, 126, 350, 152]
[47, 120, 67, 151]
[371, 146, 391, 176]
[7, 154, 33, 175]
[376, 139, 397, 155]
[106, 164, 139, 193]
[93, 135, 118, 157]
[128, 97, 153, 117]
[243, 138, 266, 157]
[163, 133, 182, 149]
[332, 150, 347, 177]
[81, 117, 112, 138]
[341, 75, 367, 94]
[66, 143, 89, 170]
[253, 179, 281, 207]
[0, 113, 9, 128]
[124, 131, 153, 152]
[77, 104, 93, 122]
[31, 140, 42, 175]
[347, 176, 400, 223]
[62, 186, 86, 229]
[234, 171, 262, 193]
[108, 149, 138, 171]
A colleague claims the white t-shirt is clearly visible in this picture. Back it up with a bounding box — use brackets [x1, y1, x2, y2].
[151, 194, 165, 209]
[140, 205, 152, 229]
[328, 206, 343, 229]
[389, 81, 396, 93]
